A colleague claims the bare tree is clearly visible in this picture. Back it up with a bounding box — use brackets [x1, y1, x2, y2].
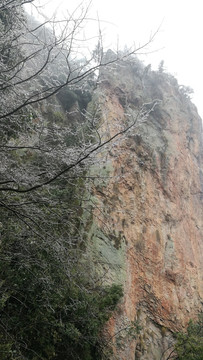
[0, 1, 160, 358]
[0, 0, 159, 196]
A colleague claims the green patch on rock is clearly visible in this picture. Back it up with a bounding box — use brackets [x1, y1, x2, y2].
[90, 159, 114, 189]
[86, 221, 127, 285]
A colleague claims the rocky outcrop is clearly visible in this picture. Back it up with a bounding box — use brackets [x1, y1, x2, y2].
[87, 59, 203, 359]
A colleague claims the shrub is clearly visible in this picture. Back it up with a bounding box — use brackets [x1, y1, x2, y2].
[174, 313, 203, 360]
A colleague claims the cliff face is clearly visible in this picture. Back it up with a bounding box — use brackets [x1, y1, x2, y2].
[87, 59, 203, 359]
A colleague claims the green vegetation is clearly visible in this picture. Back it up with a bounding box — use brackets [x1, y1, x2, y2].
[0, 200, 123, 359]
[174, 314, 203, 360]
[57, 87, 92, 112]
[0, 5, 123, 352]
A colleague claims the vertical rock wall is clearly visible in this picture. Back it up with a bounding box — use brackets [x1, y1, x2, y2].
[87, 59, 203, 359]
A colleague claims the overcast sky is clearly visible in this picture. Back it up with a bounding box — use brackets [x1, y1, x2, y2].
[28, 0, 203, 119]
